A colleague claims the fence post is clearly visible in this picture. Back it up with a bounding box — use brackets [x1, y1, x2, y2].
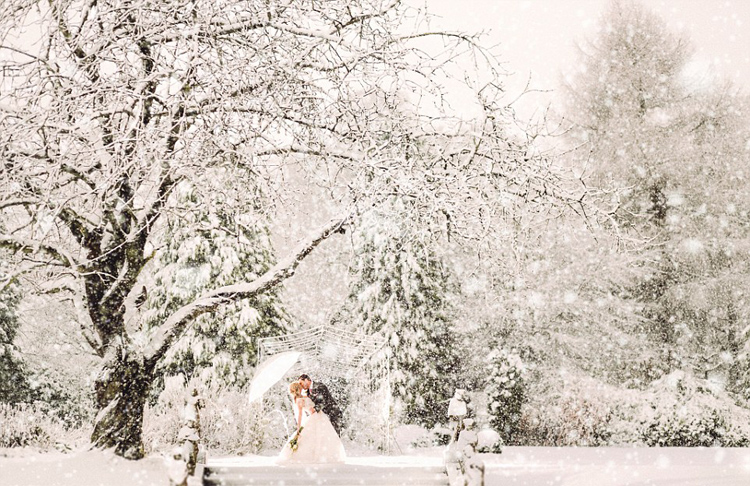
[457, 419, 485, 486]
[177, 388, 203, 477]
[447, 389, 469, 442]
[445, 390, 484, 486]
[166, 447, 188, 486]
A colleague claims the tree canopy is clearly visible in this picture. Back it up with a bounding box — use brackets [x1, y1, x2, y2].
[0, 0, 576, 457]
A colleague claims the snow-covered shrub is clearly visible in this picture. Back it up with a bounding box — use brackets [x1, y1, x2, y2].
[432, 426, 453, 446]
[0, 403, 49, 448]
[143, 376, 185, 453]
[393, 424, 430, 451]
[519, 395, 614, 446]
[1, 270, 91, 434]
[344, 381, 391, 450]
[642, 409, 748, 447]
[515, 369, 750, 447]
[638, 370, 750, 447]
[197, 388, 268, 454]
[476, 427, 502, 453]
[26, 366, 92, 429]
[0, 403, 83, 449]
[144, 376, 281, 455]
[405, 426, 451, 448]
[485, 348, 526, 445]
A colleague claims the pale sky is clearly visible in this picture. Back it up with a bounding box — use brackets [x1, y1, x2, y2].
[417, 0, 750, 118]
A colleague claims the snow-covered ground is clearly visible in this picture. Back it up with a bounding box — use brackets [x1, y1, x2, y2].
[1, 446, 749, 485]
[0, 449, 167, 486]
[487, 446, 750, 486]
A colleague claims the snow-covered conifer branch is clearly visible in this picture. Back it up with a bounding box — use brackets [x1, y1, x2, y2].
[143, 214, 350, 362]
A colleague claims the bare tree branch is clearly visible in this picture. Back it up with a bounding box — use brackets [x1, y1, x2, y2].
[0, 233, 80, 269]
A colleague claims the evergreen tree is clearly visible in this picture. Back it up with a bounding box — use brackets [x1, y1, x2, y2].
[344, 205, 461, 429]
[144, 173, 288, 388]
[0, 263, 29, 404]
[485, 348, 526, 446]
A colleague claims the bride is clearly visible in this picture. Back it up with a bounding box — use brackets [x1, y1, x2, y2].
[277, 382, 346, 464]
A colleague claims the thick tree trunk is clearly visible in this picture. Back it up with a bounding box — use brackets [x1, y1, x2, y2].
[87, 217, 348, 458]
[91, 345, 155, 459]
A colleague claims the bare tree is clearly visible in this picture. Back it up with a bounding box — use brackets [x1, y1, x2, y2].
[0, 0, 576, 458]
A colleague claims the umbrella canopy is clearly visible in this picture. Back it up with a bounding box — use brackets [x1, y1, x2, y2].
[248, 351, 302, 404]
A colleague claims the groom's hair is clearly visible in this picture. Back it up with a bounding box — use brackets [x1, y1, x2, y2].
[298, 374, 311, 381]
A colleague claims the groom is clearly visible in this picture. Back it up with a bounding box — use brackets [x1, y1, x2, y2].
[298, 374, 343, 435]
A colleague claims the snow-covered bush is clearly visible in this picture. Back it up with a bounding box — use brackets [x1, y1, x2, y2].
[415, 428, 452, 448]
[519, 395, 614, 446]
[485, 348, 526, 446]
[144, 376, 283, 455]
[476, 427, 502, 453]
[143, 376, 184, 453]
[638, 371, 750, 447]
[1, 269, 91, 432]
[642, 409, 748, 447]
[392, 424, 429, 451]
[0, 403, 85, 449]
[26, 366, 92, 429]
[388, 424, 448, 449]
[196, 389, 268, 454]
[0, 403, 49, 448]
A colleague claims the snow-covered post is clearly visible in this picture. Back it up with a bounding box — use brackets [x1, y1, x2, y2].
[457, 419, 484, 486]
[448, 389, 469, 442]
[177, 388, 203, 477]
[443, 388, 469, 486]
[166, 447, 188, 486]
[446, 389, 481, 486]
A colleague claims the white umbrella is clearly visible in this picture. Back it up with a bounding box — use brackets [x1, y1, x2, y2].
[248, 351, 302, 404]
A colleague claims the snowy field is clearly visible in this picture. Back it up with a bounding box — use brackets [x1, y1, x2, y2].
[1, 446, 749, 486]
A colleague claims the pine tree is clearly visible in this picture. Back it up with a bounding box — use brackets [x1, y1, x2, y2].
[144, 174, 288, 388]
[0, 264, 29, 404]
[344, 205, 461, 429]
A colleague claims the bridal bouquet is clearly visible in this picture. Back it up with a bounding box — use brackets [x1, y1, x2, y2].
[290, 427, 303, 452]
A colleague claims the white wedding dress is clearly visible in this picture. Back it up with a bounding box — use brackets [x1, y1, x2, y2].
[277, 397, 346, 464]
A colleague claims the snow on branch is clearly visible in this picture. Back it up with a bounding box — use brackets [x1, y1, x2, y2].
[153, 0, 400, 46]
[143, 214, 350, 362]
[0, 233, 81, 269]
[0, 198, 38, 210]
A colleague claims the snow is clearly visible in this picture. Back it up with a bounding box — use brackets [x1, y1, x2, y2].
[2, 446, 749, 485]
[486, 447, 750, 485]
[0, 449, 167, 486]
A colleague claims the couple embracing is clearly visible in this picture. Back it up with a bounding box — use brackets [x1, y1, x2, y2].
[277, 374, 346, 464]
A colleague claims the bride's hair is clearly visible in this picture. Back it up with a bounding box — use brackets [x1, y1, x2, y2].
[289, 382, 303, 399]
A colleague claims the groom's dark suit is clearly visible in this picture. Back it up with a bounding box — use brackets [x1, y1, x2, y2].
[308, 381, 343, 435]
